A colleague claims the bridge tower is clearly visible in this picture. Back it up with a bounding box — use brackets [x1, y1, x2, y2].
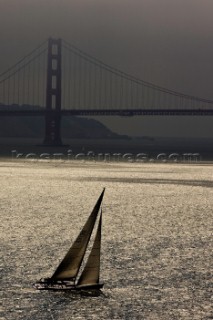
[43, 38, 62, 145]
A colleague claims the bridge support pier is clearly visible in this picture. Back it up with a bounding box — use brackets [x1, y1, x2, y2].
[43, 38, 63, 146]
[43, 111, 62, 146]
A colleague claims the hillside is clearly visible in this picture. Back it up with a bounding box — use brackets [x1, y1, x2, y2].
[0, 116, 128, 139]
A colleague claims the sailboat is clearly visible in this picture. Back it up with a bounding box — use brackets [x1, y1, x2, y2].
[33, 188, 105, 291]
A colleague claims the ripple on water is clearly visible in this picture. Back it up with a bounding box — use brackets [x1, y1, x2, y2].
[1, 161, 213, 319]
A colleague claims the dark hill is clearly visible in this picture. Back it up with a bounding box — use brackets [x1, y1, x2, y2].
[0, 115, 128, 139]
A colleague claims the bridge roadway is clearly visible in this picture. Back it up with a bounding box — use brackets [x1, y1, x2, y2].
[0, 109, 213, 116]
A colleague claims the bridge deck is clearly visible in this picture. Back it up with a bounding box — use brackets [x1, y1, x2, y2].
[0, 109, 213, 116]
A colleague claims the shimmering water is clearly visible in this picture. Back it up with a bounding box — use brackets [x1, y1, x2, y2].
[1, 160, 212, 320]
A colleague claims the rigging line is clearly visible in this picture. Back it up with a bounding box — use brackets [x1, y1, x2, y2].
[42, 48, 46, 107]
[99, 65, 102, 109]
[72, 52, 77, 109]
[12, 69, 15, 103]
[37, 52, 40, 106]
[93, 61, 97, 108]
[7, 76, 10, 105]
[27, 62, 30, 105]
[77, 52, 81, 108]
[63, 43, 162, 91]
[120, 77, 123, 109]
[0, 40, 47, 79]
[17, 66, 20, 105]
[109, 72, 112, 108]
[0, 49, 47, 85]
[88, 59, 92, 108]
[68, 49, 71, 108]
[83, 58, 86, 108]
[63, 49, 67, 108]
[31, 55, 34, 106]
[22, 60, 25, 105]
[62, 39, 213, 104]
[114, 74, 118, 109]
[130, 80, 133, 109]
[64, 41, 188, 102]
[64, 41, 207, 103]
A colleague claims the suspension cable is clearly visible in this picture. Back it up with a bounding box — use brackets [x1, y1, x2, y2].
[62, 39, 213, 104]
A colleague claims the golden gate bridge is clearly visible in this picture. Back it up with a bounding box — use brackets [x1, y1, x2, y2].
[0, 38, 213, 145]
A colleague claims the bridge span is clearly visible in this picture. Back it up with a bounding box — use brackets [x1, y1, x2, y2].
[0, 38, 212, 145]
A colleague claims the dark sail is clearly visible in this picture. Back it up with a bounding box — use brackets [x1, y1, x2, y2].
[51, 188, 105, 281]
[77, 212, 102, 288]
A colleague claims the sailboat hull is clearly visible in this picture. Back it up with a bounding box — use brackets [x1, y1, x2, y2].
[76, 283, 104, 290]
[33, 278, 76, 291]
[33, 283, 76, 291]
[34, 284, 76, 291]
[33, 279, 104, 291]
[33, 283, 104, 291]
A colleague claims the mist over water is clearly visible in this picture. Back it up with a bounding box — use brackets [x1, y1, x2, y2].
[1, 160, 212, 319]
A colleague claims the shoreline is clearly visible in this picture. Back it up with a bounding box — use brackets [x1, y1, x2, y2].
[1, 157, 213, 166]
[0, 137, 213, 161]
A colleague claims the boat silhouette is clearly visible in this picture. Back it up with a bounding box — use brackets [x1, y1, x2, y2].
[33, 188, 105, 291]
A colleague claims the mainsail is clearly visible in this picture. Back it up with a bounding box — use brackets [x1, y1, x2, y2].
[51, 188, 105, 281]
[77, 212, 102, 288]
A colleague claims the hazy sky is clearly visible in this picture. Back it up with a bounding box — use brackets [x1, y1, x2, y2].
[0, 0, 213, 138]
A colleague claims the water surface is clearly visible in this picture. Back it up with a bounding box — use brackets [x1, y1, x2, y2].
[1, 160, 212, 319]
